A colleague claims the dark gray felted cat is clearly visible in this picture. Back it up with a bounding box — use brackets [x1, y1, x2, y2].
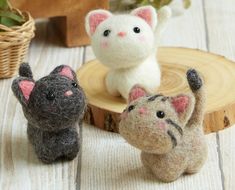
[12, 63, 86, 163]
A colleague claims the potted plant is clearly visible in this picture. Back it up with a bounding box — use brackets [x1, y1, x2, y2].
[110, 0, 191, 15]
[0, 0, 35, 78]
[135, 0, 191, 10]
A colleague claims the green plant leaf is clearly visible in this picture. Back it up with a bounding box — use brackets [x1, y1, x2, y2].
[161, 0, 173, 7]
[0, 0, 26, 27]
[183, 0, 191, 9]
[152, 0, 161, 9]
[136, 0, 190, 10]
[0, 0, 8, 10]
[0, 10, 25, 23]
[136, 0, 173, 9]
[138, 0, 150, 6]
[0, 17, 19, 27]
[136, 0, 143, 4]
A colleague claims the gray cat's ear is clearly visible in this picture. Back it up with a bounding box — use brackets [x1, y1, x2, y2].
[12, 77, 35, 106]
[19, 63, 33, 79]
[170, 94, 195, 125]
[50, 65, 78, 82]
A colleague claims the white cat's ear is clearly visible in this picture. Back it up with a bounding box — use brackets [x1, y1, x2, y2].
[85, 9, 112, 36]
[131, 6, 157, 29]
[170, 94, 195, 125]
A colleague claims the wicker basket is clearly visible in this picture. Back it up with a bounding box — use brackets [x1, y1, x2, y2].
[0, 8, 35, 79]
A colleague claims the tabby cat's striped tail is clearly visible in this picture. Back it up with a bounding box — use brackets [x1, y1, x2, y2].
[186, 69, 206, 126]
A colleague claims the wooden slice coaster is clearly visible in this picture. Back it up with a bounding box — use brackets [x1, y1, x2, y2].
[77, 47, 235, 134]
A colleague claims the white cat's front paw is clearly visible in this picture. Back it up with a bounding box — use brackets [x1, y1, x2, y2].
[105, 75, 120, 96]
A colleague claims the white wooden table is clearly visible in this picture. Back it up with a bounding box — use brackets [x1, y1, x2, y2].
[0, 1, 235, 189]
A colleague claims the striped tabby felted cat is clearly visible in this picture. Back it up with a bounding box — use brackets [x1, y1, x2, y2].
[119, 69, 208, 182]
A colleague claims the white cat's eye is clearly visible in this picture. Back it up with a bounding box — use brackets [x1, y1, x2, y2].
[133, 27, 140, 33]
[103, 30, 111, 37]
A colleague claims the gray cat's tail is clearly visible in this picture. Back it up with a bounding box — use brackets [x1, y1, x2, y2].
[187, 69, 206, 126]
[19, 63, 33, 79]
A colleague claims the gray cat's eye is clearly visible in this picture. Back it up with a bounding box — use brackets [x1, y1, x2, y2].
[72, 82, 78, 87]
[46, 91, 55, 100]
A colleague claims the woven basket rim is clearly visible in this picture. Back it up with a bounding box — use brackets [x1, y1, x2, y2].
[0, 8, 34, 32]
[0, 8, 35, 79]
[0, 8, 35, 48]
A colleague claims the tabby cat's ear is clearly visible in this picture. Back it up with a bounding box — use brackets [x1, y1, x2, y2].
[128, 85, 148, 103]
[170, 94, 195, 125]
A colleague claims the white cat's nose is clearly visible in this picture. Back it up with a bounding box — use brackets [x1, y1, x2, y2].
[117, 32, 126, 37]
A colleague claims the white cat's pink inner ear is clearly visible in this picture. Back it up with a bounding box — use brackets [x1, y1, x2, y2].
[89, 12, 111, 35]
[132, 7, 156, 27]
[60, 67, 74, 80]
[171, 96, 189, 114]
[128, 85, 147, 103]
[19, 80, 35, 101]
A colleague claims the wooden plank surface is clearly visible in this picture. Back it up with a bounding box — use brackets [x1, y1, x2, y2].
[161, 0, 207, 50]
[203, 0, 235, 189]
[81, 124, 223, 190]
[0, 0, 235, 189]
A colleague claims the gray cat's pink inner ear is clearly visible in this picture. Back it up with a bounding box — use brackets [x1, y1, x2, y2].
[59, 66, 74, 80]
[128, 85, 147, 103]
[88, 11, 111, 35]
[19, 80, 35, 101]
[171, 95, 189, 114]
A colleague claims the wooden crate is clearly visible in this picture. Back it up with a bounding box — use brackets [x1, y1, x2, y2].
[10, 0, 109, 47]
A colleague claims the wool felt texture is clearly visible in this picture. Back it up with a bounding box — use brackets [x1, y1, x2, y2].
[12, 63, 86, 163]
[119, 69, 207, 182]
[85, 6, 171, 100]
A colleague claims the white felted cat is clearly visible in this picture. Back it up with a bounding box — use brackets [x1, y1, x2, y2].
[85, 6, 171, 99]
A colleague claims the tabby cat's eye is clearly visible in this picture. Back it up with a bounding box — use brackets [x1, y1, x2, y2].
[156, 111, 165, 118]
[128, 105, 135, 112]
